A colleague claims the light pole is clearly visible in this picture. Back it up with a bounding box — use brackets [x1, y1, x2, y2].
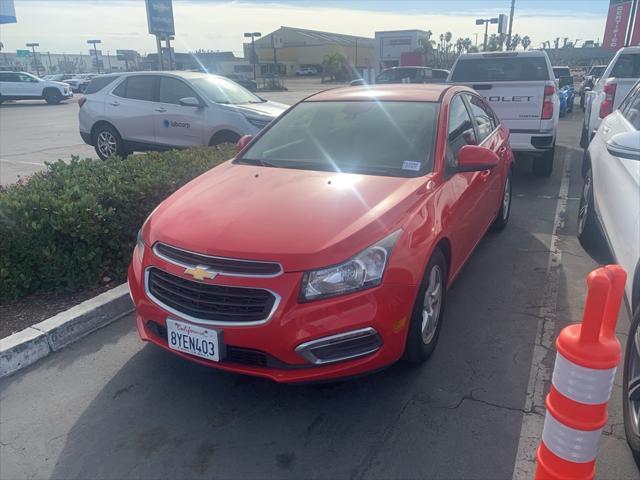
[87, 39, 102, 74]
[26, 43, 40, 77]
[244, 32, 261, 80]
[507, 0, 515, 50]
[475, 17, 499, 51]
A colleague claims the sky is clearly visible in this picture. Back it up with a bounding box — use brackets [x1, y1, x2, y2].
[0, 0, 611, 56]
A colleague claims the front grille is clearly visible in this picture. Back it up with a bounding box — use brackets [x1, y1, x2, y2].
[147, 268, 277, 323]
[154, 243, 282, 277]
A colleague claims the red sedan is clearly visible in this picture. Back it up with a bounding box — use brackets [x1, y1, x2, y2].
[128, 84, 514, 383]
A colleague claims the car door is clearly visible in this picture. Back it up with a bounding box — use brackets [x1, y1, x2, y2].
[593, 84, 640, 280]
[442, 94, 494, 268]
[154, 76, 206, 147]
[106, 75, 158, 145]
[463, 93, 506, 224]
[15, 73, 41, 97]
[0, 72, 20, 96]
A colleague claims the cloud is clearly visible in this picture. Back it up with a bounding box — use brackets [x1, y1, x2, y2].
[0, 0, 606, 55]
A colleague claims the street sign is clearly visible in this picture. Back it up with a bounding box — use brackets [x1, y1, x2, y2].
[0, 0, 17, 24]
[146, 0, 175, 36]
[116, 49, 138, 61]
[498, 14, 509, 34]
[16, 49, 30, 58]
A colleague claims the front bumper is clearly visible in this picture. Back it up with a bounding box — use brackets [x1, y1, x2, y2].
[128, 248, 416, 383]
[80, 131, 92, 146]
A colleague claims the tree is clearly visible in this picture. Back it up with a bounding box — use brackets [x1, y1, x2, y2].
[508, 34, 521, 51]
[521, 36, 531, 50]
[486, 33, 507, 52]
[321, 52, 347, 82]
[416, 31, 436, 65]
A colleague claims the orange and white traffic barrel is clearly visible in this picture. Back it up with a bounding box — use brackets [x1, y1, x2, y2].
[535, 265, 626, 480]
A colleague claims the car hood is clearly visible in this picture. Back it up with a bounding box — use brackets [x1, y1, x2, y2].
[146, 162, 425, 271]
[50, 81, 70, 87]
[223, 101, 289, 119]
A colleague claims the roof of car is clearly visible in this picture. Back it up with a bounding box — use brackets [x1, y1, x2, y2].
[120, 70, 218, 80]
[305, 84, 465, 103]
[458, 51, 548, 58]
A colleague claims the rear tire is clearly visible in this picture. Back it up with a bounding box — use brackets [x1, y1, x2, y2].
[623, 307, 640, 464]
[44, 89, 62, 105]
[533, 145, 554, 177]
[404, 249, 448, 363]
[577, 166, 603, 249]
[93, 124, 126, 160]
[491, 169, 512, 231]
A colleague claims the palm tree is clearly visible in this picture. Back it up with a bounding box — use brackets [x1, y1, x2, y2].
[455, 37, 465, 55]
[416, 31, 436, 65]
[509, 34, 521, 51]
[521, 36, 531, 50]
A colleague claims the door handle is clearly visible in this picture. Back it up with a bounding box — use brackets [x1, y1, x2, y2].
[498, 146, 507, 154]
[109, 101, 120, 106]
[155, 107, 167, 113]
[480, 169, 492, 180]
[602, 126, 611, 134]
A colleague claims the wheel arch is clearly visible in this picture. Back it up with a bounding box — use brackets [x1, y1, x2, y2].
[209, 128, 241, 146]
[90, 120, 122, 142]
[633, 260, 640, 314]
[433, 237, 452, 281]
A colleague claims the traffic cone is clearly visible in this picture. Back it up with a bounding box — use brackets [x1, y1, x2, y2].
[535, 265, 626, 480]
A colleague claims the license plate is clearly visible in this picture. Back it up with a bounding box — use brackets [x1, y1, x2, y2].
[166, 319, 222, 362]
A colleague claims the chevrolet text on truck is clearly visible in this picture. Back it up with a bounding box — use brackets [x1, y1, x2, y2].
[448, 51, 559, 176]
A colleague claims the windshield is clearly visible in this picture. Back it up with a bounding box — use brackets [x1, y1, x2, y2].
[191, 75, 263, 104]
[589, 66, 606, 77]
[452, 56, 550, 82]
[239, 101, 438, 177]
[553, 67, 571, 78]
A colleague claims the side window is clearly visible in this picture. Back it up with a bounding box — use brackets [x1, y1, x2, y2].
[18, 73, 37, 83]
[619, 83, 640, 114]
[159, 77, 197, 105]
[622, 89, 640, 130]
[113, 76, 155, 101]
[447, 95, 477, 169]
[465, 94, 497, 143]
[0, 72, 19, 82]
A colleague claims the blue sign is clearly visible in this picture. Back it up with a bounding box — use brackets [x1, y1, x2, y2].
[0, 0, 17, 24]
[146, 0, 174, 36]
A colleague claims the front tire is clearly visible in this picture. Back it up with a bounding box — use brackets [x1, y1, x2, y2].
[404, 249, 448, 363]
[577, 167, 603, 249]
[44, 89, 62, 105]
[491, 169, 512, 231]
[533, 145, 554, 177]
[93, 124, 126, 160]
[623, 307, 640, 463]
[209, 131, 240, 147]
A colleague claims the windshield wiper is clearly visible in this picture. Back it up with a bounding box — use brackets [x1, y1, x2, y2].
[236, 158, 278, 167]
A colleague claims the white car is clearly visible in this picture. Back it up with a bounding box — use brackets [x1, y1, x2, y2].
[577, 80, 640, 459]
[79, 71, 288, 160]
[449, 51, 560, 176]
[296, 67, 317, 76]
[0, 71, 73, 104]
[581, 46, 640, 158]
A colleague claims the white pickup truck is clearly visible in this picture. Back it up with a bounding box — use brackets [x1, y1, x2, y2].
[449, 51, 559, 176]
[581, 46, 640, 161]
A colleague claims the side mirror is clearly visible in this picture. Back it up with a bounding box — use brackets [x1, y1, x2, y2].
[236, 135, 253, 153]
[457, 145, 500, 172]
[350, 79, 365, 86]
[606, 131, 640, 161]
[179, 97, 202, 107]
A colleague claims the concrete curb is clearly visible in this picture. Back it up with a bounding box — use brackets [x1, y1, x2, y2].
[0, 283, 134, 378]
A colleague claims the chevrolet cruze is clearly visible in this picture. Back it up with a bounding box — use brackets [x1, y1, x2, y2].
[128, 84, 515, 383]
[78, 71, 288, 160]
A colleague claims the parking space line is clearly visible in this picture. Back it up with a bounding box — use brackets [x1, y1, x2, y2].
[0, 158, 45, 167]
[512, 152, 572, 480]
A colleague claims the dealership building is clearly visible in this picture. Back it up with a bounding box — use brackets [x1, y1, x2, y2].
[245, 26, 374, 76]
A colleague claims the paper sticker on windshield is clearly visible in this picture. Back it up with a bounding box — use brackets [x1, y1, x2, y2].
[402, 161, 421, 171]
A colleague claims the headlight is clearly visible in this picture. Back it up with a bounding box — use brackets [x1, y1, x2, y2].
[246, 116, 271, 129]
[300, 230, 401, 302]
[136, 228, 145, 261]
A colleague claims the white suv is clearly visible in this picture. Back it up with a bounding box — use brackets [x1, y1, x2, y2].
[449, 51, 559, 176]
[0, 71, 73, 104]
[78, 71, 288, 160]
[581, 46, 640, 159]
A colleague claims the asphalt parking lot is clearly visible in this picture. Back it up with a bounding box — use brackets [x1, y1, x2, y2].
[0, 110, 637, 479]
[0, 77, 326, 185]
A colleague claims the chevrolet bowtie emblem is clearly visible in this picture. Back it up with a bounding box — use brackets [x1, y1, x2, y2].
[184, 266, 217, 281]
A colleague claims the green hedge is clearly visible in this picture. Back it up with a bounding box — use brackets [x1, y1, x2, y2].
[0, 146, 234, 301]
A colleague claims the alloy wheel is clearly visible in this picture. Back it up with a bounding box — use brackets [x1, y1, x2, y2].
[502, 175, 511, 221]
[577, 170, 592, 236]
[628, 325, 640, 437]
[97, 131, 118, 158]
[421, 265, 443, 344]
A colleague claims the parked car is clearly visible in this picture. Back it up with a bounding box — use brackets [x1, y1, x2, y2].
[350, 67, 449, 86]
[296, 67, 317, 76]
[552, 66, 573, 88]
[577, 80, 640, 460]
[79, 71, 288, 160]
[581, 46, 640, 154]
[0, 71, 73, 104]
[225, 73, 257, 92]
[127, 84, 515, 383]
[580, 64, 607, 110]
[449, 51, 559, 176]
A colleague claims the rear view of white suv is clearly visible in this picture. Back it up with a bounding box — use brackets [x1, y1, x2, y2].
[449, 51, 559, 176]
[79, 71, 288, 160]
[0, 71, 73, 104]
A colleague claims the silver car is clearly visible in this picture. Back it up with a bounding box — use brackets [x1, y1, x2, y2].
[79, 71, 288, 160]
